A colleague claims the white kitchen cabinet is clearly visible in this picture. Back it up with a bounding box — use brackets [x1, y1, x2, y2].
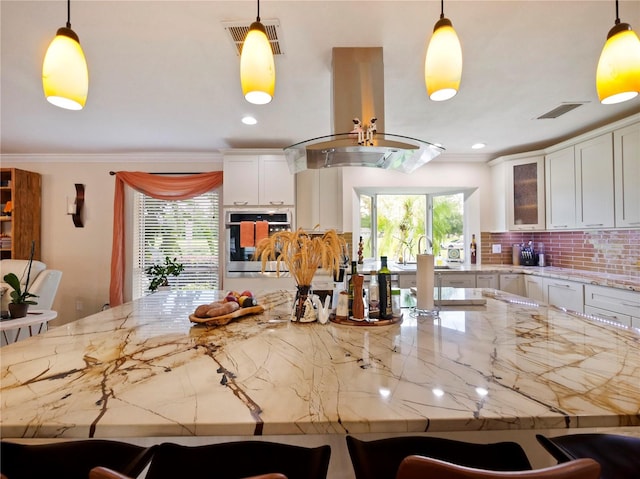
[545, 146, 576, 230]
[575, 133, 614, 229]
[499, 273, 524, 296]
[543, 277, 584, 313]
[476, 273, 498, 289]
[437, 273, 476, 288]
[506, 156, 545, 230]
[614, 122, 640, 228]
[296, 168, 343, 231]
[524, 275, 545, 303]
[584, 284, 640, 327]
[223, 154, 295, 207]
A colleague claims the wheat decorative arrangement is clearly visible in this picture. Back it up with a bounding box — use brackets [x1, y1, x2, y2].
[254, 228, 346, 322]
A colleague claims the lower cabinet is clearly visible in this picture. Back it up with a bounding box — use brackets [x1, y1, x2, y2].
[499, 273, 525, 296]
[476, 273, 498, 289]
[524, 275, 545, 303]
[543, 277, 584, 313]
[584, 284, 640, 327]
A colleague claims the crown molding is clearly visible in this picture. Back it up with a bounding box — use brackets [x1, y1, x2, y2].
[0, 152, 224, 164]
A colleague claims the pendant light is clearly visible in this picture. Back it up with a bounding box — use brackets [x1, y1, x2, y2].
[596, 0, 640, 104]
[42, 0, 88, 110]
[240, 0, 275, 105]
[424, 0, 462, 101]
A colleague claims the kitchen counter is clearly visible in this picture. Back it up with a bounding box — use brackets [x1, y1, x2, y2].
[1, 289, 638, 440]
[356, 260, 640, 292]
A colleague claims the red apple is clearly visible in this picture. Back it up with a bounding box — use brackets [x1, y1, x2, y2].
[225, 294, 239, 303]
[240, 290, 253, 298]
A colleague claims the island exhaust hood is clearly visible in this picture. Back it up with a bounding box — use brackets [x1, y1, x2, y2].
[284, 47, 444, 174]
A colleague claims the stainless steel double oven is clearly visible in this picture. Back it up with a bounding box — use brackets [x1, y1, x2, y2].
[224, 208, 293, 277]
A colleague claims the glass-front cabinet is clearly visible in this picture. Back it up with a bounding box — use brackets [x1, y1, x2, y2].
[506, 156, 545, 230]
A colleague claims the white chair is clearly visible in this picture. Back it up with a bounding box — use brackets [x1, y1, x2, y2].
[1, 259, 62, 311]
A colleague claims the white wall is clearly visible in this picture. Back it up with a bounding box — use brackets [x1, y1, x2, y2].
[1, 154, 222, 326]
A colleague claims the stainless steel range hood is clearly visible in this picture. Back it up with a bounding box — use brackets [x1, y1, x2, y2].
[284, 47, 444, 174]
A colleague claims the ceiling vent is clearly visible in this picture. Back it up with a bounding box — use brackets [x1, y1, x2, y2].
[536, 102, 587, 119]
[222, 20, 284, 56]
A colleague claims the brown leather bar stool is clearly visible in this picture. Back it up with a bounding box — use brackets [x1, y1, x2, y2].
[143, 441, 330, 479]
[90, 466, 287, 479]
[396, 455, 600, 479]
[536, 433, 640, 479]
[0, 440, 156, 479]
[346, 435, 532, 479]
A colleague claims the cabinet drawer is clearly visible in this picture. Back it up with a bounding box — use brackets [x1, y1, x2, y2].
[438, 273, 475, 288]
[398, 274, 417, 289]
[584, 305, 632, 327]
[584, 284, 640, 318]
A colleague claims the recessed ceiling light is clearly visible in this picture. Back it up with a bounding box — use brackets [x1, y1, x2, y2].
[471, 143, 486, 149]
[242, 116, 257, 125]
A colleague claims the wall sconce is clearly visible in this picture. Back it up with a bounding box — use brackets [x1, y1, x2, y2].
[67, 183, 84, 227]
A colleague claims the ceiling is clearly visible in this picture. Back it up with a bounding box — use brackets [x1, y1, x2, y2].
[1, 0, 639, 162]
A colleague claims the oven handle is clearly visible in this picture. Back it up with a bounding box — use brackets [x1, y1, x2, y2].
[225, 222, 291, 227]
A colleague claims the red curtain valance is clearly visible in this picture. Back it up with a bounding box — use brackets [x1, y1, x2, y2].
[109, 171, 223, 307]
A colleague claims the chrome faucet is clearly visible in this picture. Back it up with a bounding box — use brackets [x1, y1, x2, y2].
[402, 245, 410, 264]
[418, 235, 433, 255]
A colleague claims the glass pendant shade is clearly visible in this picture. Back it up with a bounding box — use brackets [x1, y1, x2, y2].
[596, 23, 640, 104]
[424, 17, 462, 102]
[240, 21, 275, 105]
[42, 27, 88, 110]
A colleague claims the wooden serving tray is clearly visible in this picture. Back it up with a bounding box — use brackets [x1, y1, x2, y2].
[189, 305, 265, 326]
[329, 313, 402, 327]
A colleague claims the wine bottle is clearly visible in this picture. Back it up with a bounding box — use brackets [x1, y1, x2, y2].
[348, 260, 358, 317]
[368, 270, 380, 319]
[378, 256, 393, 319]
[470, 234, 477, 265]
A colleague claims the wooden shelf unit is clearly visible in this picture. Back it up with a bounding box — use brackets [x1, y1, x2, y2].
[0, 168, 41, 260]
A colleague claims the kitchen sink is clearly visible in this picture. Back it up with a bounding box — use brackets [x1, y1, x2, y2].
[395, 262, 452, 270]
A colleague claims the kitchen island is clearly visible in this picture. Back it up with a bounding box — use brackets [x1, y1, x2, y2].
[1, 289, 639, 477]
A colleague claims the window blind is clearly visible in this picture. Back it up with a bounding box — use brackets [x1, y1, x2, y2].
[133, 190, 220, 299]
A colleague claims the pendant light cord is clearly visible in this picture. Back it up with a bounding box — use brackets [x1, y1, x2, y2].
[614, 0, 620, 25]
[256, 0, 261, 22]
[66, 0, 71, 29]
[439, 0, 444, 20]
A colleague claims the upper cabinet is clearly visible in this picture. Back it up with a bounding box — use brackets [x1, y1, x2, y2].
[506, 156, 545, 230]
[575, 133, 614, 229]
[545, 146, 576, 230]
[0, 168, 41, 260]
[223, 153, 295, 207]
[489, 153, 545, 231]
[295, 168, 343, 231]
[545, 133, 615, 230]
[614, 122, 640, 228]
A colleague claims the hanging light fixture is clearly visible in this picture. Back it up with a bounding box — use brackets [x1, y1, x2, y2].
[424, 0, 462, 101]
[42, 0, 88, 110]
[596, 0, 640, 104]
[240, 0, 275, 105]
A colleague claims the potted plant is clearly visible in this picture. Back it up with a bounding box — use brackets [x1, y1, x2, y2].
[3, 241, 38, 318]
[254, 228, 346, 322]
[145, 256, 184, 292]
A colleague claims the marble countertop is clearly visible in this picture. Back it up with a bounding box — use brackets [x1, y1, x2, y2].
[1, 289, 639, 439]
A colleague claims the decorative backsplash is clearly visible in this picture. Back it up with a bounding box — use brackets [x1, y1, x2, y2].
[480, 229, 640, 278]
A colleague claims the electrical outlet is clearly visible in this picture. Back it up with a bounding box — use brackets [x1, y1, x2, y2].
[492, 244, 502, 254]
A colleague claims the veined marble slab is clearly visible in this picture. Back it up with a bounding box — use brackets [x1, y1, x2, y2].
[1, 289, 638, 439]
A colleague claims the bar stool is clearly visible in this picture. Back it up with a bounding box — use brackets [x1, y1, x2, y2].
[346, 435, 532, 479]
[0, 440, 155, 479]
[536, 433, 640, 479]
[395, 456, 600, 479]
[90, 466, 287, 479]
[143, 441, 330, 479]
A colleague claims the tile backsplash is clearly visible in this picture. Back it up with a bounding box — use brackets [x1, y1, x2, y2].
[480, 229, 640, 278]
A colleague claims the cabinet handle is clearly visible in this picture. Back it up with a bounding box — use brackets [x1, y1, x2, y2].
[628, 222, 640, 225]
[552, 283, 571, 288]
[233, 201, 249, 205]
[622, 302, 639, 308]
[553, 225, 569, 228]
[449, 281, 466, 285]
[585, 223, 603, 227]
[269, 201, 285, 205]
